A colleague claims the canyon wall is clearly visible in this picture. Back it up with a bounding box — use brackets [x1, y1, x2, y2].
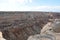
[0, 12, 59, 40]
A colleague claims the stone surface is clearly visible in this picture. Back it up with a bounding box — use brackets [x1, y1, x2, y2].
[0, 32, 6, 40]
[27, 34, 56, 40]
[40, 20, 60, 40]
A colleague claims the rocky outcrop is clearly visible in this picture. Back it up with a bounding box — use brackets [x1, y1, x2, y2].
[27, 34, 56, 40]
[0, 31, 6, 40]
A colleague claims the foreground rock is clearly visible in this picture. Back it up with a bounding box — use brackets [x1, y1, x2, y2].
[27, 34, 56, 40]
[28, 19, 60, 40]
[0, 32, 6, 40]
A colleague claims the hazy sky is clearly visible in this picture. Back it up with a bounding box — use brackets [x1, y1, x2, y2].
[0, 0, 60, 12]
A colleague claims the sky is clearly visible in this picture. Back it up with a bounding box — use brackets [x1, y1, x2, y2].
[0, 0, 60, 12]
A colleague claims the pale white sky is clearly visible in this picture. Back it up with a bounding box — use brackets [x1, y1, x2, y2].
[0, 0, 60, 12]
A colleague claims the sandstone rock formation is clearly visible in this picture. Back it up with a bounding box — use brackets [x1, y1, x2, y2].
[40, 22, 52, 34]
[27, 34, 56, 40]
[0, 31, 6, 40]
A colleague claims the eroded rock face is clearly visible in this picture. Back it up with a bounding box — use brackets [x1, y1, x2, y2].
[40, 20, 60, 40]
[0, 32, 6, 40]
[0, 17, 48, 40]
[40, 22, 52, 34]
[2, 24, 42, 40]
[27, 34, 56, 40]
[0, 12, 54, 40]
